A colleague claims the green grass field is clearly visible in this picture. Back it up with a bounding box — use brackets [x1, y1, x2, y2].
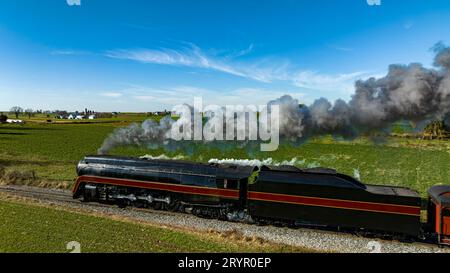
[0, 199, 306, 253]
[0, 123, 114, 186]
[1, 121, 450, 196]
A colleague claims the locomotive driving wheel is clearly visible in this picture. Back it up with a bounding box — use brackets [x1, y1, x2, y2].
[166, 198, 180, 212]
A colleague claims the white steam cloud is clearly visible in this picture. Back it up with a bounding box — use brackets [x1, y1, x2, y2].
[208, 157, 301, 167]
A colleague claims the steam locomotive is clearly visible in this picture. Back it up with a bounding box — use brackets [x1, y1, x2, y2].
[73, 155, 450, 246]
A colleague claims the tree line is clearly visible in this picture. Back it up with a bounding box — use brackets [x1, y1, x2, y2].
[8, 106, 35, 119]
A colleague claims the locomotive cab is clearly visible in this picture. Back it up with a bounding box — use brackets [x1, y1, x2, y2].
[428, 185, 450, 245]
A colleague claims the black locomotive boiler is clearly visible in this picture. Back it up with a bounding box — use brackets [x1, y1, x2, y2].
[73, 155, 450, 246]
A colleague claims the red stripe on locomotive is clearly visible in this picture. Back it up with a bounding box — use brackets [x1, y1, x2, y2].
[248, 191, 420, 216]
[73, 175, 240, 199]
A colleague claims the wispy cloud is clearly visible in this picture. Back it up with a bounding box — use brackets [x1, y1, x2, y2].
[226, 44, 255, 58]
[51, 50, 89, 56]
[329, 44, 354, 52]
[292, 71, 371, 95]
[105, 45, 250, 79]
[133, 95, 155, 101]
[404, 21, 414, 30]
[104, 43, 368, 94]
[114, 84, 307, 107]
[105, 44, 292, 83]
[101, 92, 123, 98]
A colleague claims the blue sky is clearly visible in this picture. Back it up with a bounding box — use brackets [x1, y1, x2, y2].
[1, 0, 450, 112]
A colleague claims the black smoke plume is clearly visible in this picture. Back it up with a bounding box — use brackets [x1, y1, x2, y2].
[98, 43, 450, 155]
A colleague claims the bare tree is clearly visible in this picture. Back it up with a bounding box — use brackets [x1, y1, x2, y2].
[24, 109, 34, 119]
[10, 106, 23, 119]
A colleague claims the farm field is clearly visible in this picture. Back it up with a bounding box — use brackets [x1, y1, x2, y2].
[1, 121, 450, 196]
[8, 112, 153, 124]
[0, 197, 306, 253]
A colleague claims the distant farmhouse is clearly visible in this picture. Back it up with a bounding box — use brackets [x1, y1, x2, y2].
[68, 113, 84, 120]
[57, 108, 97, 120]
[148, 110, 172, 116]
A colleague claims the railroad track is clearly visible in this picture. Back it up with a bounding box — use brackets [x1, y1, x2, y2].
[0, 185, 181, 217]
[0, 186, 73, 202]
